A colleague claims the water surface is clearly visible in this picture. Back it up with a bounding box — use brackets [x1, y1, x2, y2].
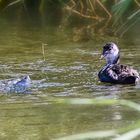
[0, 23, 140, 139]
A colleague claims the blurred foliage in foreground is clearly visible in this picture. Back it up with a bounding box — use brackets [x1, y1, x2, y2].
[46, 98, 140, 140]
[0, 0, 140, 38]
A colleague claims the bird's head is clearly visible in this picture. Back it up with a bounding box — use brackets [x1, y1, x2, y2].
[101, 42, 120, 64]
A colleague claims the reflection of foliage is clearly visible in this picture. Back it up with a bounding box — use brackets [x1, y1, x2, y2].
[0, 0, 66, 25]
[65, 0, 112, 29]
[0, 0, 140, 36]
[65, 0, 140, 36]
[112, 0, 140, 36]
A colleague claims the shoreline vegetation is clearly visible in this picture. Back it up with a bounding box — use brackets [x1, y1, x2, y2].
[0, 0, 139, 39]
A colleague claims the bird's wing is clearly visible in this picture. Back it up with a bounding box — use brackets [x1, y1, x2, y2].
[107, 64, 139, 84]
[106, 65, 119, 82]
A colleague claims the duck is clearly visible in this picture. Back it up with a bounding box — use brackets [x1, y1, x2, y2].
[0, 75, 31, 93]
[98, 42, 139, 84]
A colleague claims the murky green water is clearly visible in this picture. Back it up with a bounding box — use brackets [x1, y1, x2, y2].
[0, 22, 140, 140]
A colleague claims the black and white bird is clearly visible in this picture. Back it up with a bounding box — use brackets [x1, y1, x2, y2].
[98, 42, 139, 84]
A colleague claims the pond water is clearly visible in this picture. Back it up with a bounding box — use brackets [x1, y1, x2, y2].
[0, 22, 140, 140]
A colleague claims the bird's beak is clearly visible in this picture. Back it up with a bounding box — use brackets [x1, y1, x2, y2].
[100, 55, 104, 59]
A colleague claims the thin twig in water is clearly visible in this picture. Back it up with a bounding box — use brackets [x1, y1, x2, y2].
[42, 43, 47, 61]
